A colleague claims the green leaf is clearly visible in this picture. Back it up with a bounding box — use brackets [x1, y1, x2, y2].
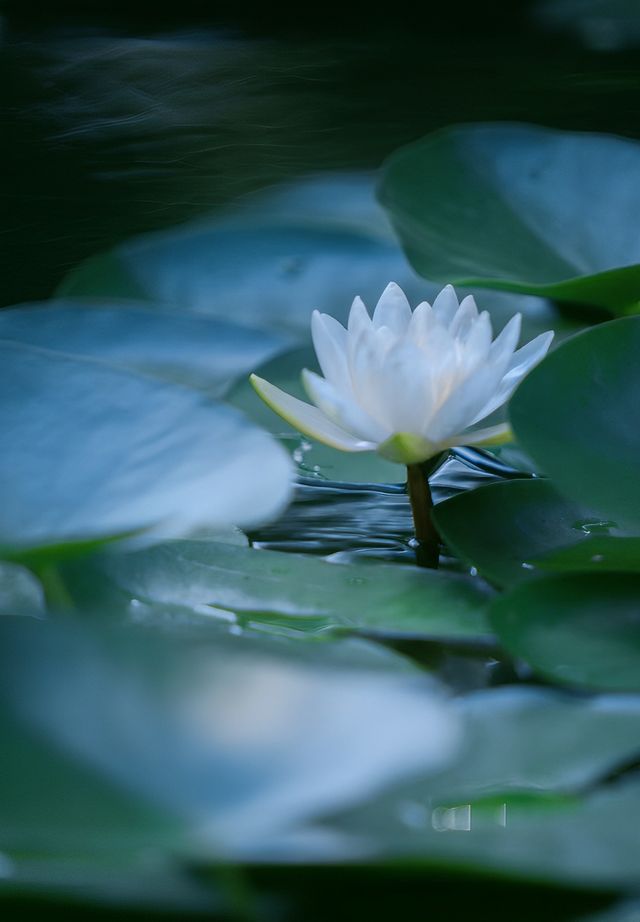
[228, 347, 402, 482]
[58, 173, 582, 344]
[532, 535, 640, 572]
[328, 776, 640, 890]
[58, 222, 430, 338]
[65, 539, 493, 641]
[490, 572, 640, 691]
[379, 123, 640, 312]
[0, 341, 292, 560]
[433, 478, 634, 588]
[315, 687, 640, 887]
[0, 300, 288, 398]
[0, 617, 460, 857]
[510, 316, 640, 529]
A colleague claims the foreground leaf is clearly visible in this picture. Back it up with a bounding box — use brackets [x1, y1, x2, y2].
[0, 341, 292, 560]
[66, 539, 494, 641]
[0, 300, 288, 397]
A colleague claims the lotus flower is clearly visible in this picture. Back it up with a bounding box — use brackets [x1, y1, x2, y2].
[251, 283, 553, 466]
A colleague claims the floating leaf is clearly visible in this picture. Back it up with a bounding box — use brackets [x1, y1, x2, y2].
[433, 478, 634, 587]
[0, 617, 460, 855]
[490, 572, 640, 691]
[532, 536, 640, 572]
[65, 539, 493, 641]
[0, 300, 288, 397]
[510, 317, 640, 529]
[379, 123, 640, 312]
[0, 341, 292, 560]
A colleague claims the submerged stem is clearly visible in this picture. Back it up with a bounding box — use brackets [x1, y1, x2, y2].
[406, 464, 440, 569]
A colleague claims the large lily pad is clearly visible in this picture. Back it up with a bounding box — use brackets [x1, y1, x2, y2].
[490, 572, 640, 691]
[532, 535, 640, 572]
[379, 123, 640, 312]
[58, 222, 430, 337]
[64, 539, 494, 641]
[58, 172, 580, 345]
[433, 478, 635, 588]
[0, 300, 288, 397]
[0, 341, 292, 560]
[510, 316, 640, 529]
[0, 617, 460, 855]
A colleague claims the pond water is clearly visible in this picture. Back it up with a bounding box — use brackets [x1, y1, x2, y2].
[4, 4, 640, 920]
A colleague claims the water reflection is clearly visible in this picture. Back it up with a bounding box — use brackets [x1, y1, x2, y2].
[251, 448, 534, 565]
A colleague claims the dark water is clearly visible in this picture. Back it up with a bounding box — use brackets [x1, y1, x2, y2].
[251, 449, 534, 565]
[2, 2, 640, 306]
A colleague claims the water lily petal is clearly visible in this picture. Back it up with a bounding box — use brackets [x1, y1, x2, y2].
[426, 341, 517, 443]
[301, 369, 388, 442]
[368, 340, 436, 434]
[372, 282, 413, 334]
[488, 312, 522, 366]
[470, 330, 554, 423]
[456, 310, 493, 377]
[311, 310, 352, 395]
[250, 374, 375, 452]
[432, 284, 460, 328]
[444, 422, 512, 450]
[347, 295, 372, 338]
[449, 295, 479, 340]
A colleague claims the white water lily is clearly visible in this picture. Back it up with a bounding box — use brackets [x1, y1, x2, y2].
[251, 283, 553, 466]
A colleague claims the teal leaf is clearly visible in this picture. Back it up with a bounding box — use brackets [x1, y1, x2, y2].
[379, 123, 640, 312]
[490, 572, 640, 691]
[0, 341, 292, 560]
[510, 316, 640, 529]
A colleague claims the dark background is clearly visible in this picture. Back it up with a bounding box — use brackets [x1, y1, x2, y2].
[1, 0, 639, 305]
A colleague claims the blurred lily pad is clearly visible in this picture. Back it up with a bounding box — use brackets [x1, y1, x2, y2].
[65, 539, 494, 641]
[490, 572, 640, 691]
[433, 478, 635, 588]
[0, 300, 289, 397]
[510, 317, 640, 529]
[0, 340, 292, 561]
[0, 617, 460, 856]
[379, 123, 640, 312]
[58, 172, 579, 345]
[298, 687, 640, 887]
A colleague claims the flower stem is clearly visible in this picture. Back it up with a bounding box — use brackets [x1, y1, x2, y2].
[406, 464, 439, 569]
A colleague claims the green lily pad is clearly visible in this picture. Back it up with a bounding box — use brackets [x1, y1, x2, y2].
[302, 687, 640, 887]
[0, 617, 460, 856]
[0, 341, 292, 560]
[433, 478, 634, 588]
[490, 572, 640, 691]
[0, 300, 289, 397]
[58, 222, 430, 337]
[532, 535, 640, 572]
[326, 776, 640, 890]
[510, 316, 640, 529]
[64, 539, 493, 641]
[58, 172, 582, 348]
[379, 123, 640, 312]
